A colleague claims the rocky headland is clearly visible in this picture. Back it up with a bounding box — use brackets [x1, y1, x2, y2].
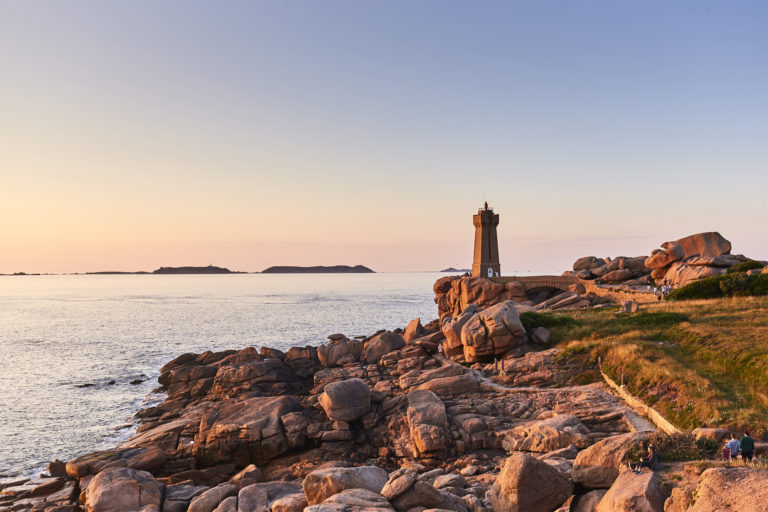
[3, 233, 768, 512]
[0, 311, 648, 512]
[4, 299, 767, 511]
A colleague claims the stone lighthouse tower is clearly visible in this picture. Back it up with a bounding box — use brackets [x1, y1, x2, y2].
[472, 202, 500, 278]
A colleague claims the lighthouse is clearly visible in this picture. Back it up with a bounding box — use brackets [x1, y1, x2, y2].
[471, 202, 500, 278]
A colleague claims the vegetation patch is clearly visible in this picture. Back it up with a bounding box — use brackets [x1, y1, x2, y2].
[623, 432, 719, 463]
[519, 311, 577, 330]
[549, 296, 768, 434]
[571, 369, 602, 385]
[618, 311, 689, 327]
[667, 273, 768, 301]
[726, 260, 765, 274]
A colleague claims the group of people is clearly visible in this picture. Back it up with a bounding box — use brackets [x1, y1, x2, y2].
[629, 431, 758, 475]
[722, 431, 756, 462]
[648, 279, 675, 299]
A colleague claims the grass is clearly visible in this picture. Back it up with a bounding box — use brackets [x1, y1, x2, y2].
[685, 458, 768, 473]
[519, 311, 577, 331]
[542, 296, 768, 436]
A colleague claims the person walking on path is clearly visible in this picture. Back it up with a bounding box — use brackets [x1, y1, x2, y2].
[727, 433, 741, 461]
[741, 431, 755, 462]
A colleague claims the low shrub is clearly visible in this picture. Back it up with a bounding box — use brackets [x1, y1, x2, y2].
[727, 260, 765, 274]
[667, 274, 768, 301]
[571, 369, 601, 385]
[519, 311, 577, 330]
[623, 431, 719, 463]
[719, 272, 748, 295]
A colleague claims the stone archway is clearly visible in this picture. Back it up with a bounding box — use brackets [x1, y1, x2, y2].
[525, 285, 568, 305]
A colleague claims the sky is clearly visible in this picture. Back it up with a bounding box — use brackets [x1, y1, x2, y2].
[1, 0, 766, 273]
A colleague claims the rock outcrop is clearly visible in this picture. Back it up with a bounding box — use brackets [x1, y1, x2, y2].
[364, 331, 406, 364]
[318, 378, 371, 422]
[434, 276, 527, 320]
[459, 301, 527, 363]
[572, 432, 646, 489]
[565, 232, 757, 290]
[501, 414, 591, 453]
[318, 335, 363, 368]
[6, 311, 730, 512]
[302, 466, 388, 505]
[491, 452, 573, 512]
[596, 470, 664, 512]
[84, 467, 165, 512]
[683, 467, 768, 512]
[406, 390, 450, 459]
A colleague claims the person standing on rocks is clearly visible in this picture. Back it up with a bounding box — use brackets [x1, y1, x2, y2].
[727, 433, 741, 461]
[741, 431, 755, 463]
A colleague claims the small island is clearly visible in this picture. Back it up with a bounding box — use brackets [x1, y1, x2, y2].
[152, 265, 238, 274]
[440, 267, 470, 273]
[85, 271, 150, 275]
[261, 265, 374, 274]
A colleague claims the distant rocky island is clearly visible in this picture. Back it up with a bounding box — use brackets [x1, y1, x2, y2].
[85, 271, 151, 275]
[84, 265, 239, 275]
[261, 265, 374, 274]
[440, 267, 470, 273]
[152, 265, 239, 274]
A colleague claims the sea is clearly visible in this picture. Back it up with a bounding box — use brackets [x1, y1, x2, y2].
[0, 272, 442, 478]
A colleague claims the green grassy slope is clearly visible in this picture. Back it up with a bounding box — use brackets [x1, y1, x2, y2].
[523, 296, 768, 436]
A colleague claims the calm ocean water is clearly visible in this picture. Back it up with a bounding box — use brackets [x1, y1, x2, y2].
[0, 273, 441, 477]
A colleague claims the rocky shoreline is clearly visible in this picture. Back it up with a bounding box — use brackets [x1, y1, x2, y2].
[3, 278, 767, 512]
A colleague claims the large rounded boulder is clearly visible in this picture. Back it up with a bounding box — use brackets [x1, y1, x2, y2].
[460, 300, 526, 362]
[573, 256, 607, 272]
[302, 466, 388, 505]
[675, 231, 731, 258]
[84, 467, 165, 512]
[663, 261, 726, 287]
[491, 452, 573, 512]
[364, 331, 406, 364]
[318, 378, 371, 422]
[441, 305, 479, 361]
[595, 470, 664, 512]
[572, 432, 646, 489]
[645, 242, 685, 269]
[317, 336, 363, 368]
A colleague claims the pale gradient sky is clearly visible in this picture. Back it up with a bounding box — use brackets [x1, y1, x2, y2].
[1, 1, 766, 273]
